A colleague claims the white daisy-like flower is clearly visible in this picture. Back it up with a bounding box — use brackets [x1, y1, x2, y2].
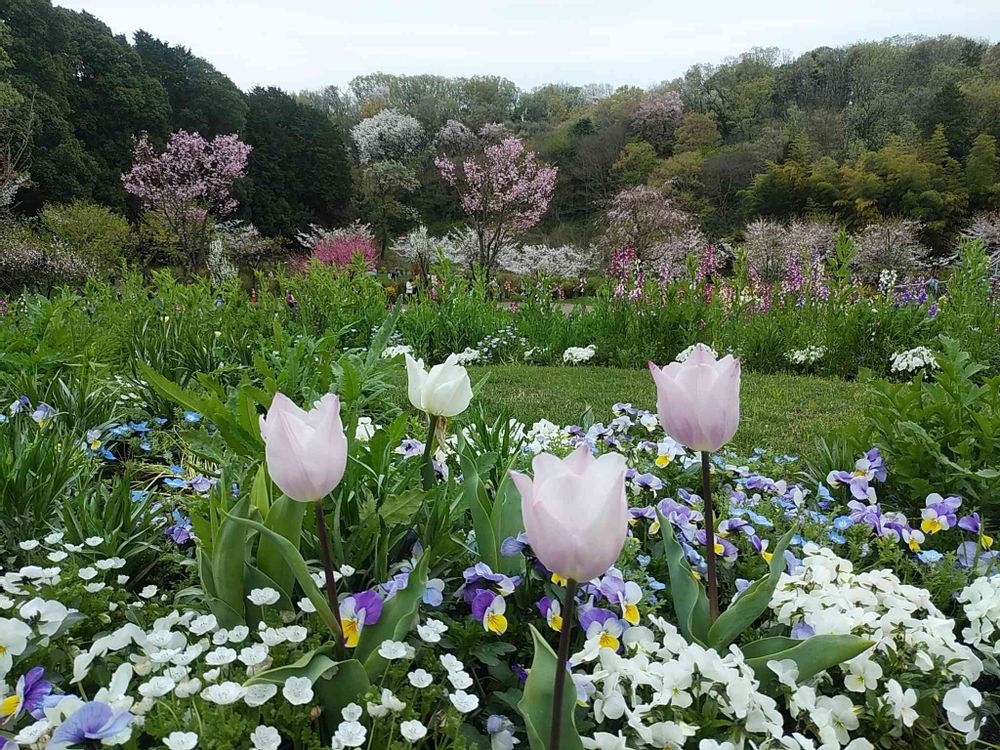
[244, 683, 278, 707]
[335, 721, 367, 748]
[47, 550, 68, 563]
[400, 719, 427, 743]
[239, 644, 269, 667]
[164, 731, 198, 750]
[84, 582, 107, 593]
[248, 587, 280, 606]
[250, 725, 281, 750]
[378, 640, 409, 660]
[205, 647, 238, 666]
[408, 669, 433, 689]
[201, 681, 246, 705]
[449, 690, 479, 713]
[282, 676, 314, 705]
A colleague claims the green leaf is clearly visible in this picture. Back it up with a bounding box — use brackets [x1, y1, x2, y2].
[740, 636, 799, 660]
[229, 515, 340, 636]
[707, 527, 795, 649]
[258, 493, 307, 598]
[517, 625, 584, 750]
[379, 489, 424, 526]
[459, 438, 500, 571]
[657, 511, 709, 645]
[212, 494, 251, 627]
[356, 553, 429, 677]
[246, 644, 339, 686]
[747, 634, 874, 692]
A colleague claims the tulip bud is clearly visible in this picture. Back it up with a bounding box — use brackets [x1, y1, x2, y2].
[404, 353, 473, 418]
[509, 445, 628, 582]
[649, 344, 740, 453]
[259, 392, 348, 502]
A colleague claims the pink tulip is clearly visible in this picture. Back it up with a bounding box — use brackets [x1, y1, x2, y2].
[259, 392, 348, 502]
[649, 344, 740, 452]
[509, 445, 628, 582]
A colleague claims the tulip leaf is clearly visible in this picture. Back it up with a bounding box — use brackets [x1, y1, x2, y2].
[458, 439, 501, 571]
[247, 647, 370, 735]
[212, 493, 252, 626]
[746, 634, 874, 693]
[707, 527, 795, 649]
[491, 475, 524, 575]
[740, 636, 800, 660]
[258, 492, 307, 598]
[657, 511, 709, 646]
[229, 515, 341, 636]
[356, 552, 429, 677]
[245, 564, 294, 614]
[517, 625, 585, 750]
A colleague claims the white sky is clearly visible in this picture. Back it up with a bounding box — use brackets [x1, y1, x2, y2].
[56, 0, 999, 93]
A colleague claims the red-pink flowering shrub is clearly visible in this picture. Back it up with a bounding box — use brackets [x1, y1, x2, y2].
[294, 223, 378, 271]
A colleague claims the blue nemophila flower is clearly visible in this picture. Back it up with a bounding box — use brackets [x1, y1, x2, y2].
[47, 701, 133, 750]
[130, 490, 149, 503]
[153, 417, 168, 425]
[139, 438, 152, 452]
[833, 515, 854, 531]
[916, 550, 944, 564]
[828, 531, 847, 545]
[182, 410, 201, 423]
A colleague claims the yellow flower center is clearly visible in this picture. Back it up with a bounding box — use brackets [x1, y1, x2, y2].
[655, 455, 671, 468]
[486, 613, 508, 635]
[921, 518, 943, 534]
[623, 604, 640, 625]
[713, 542, 724, 555]
[691, 570, 701, 581]
[0, 695, 19, 717]
[342, 618, 360, 648]
[982, 534, 994, 549]
[548, 614, 563, 633]
[0, 645, 6, 655]
[550, 573, 568, 586]
[598, 633, 620, 651]
[650, 520, 660, 534]
[908, 537, 921, 552]
[762, 551, 773, 563]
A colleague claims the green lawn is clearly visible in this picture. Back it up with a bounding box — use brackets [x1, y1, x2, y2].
[465, 365, 872, 461]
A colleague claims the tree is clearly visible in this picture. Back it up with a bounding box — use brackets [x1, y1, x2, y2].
[673, 113, 722, 153]
[359, 161, 420, 259]
[351, 109, 425, 164]
[435, 137, 557, 278]
[240, 87, 353, 237]
[966, 134, 999, 211]
[610, 141, 659, 186]
[629, 91, 684, 155]
[603, 185, 702, 270]
[122, 130, 251, 272]
[0, 21, 33, 214]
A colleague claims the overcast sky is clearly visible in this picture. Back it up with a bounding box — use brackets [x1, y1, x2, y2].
[56, 0, 999, 93]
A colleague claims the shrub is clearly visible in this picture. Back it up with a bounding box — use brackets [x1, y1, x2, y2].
[38, 200, 136, 270]
[294, 222, 378, 270]
[0, 221, 95, 292]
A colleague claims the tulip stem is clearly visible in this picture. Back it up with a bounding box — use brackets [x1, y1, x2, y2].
[314, 503, 346, 653]
[549, 578, 578, 750]
[701, 451, 720, 623]
[420, 415, 438, 490]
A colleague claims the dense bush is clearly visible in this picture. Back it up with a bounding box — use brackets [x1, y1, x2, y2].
[37, 200, 135, 270]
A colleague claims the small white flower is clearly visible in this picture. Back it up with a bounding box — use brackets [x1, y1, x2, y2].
[248, 587, 280, 606]
[228, 625, 250, 642]
[13, 720, 51, 744]
[408, 669, 433, 688]
[280, 625, 307, 643]
[78, 567, 98, 581]
[47, 550, 68, 563]
[239, 644, 269, 667]
[282, 676, 314, 705]
[44, 532, 64, 545]
[378, 640, 409, 660]
[164, 731, 198, 750]
[244, 683, 278, 707]
[84, 582, 106, 593]
[342, 703, 363, 722]
[138, 675, 176, 698]
[767, 658, 799, 689]
[250, 725, 281, 750]
[205, 647, 238, 666]
[19, 540, 40, 551]
[448, 670, 473, 690]
[189, 614, 217, 635]
[140, 585, 158, 599]
[298, 597, 316, 613]
[449, 689, 479, 713]
[400, 719, 427, 743]
[85, 536, 104, 546]
[335, 721, 367, 748]
[201, 681, 246, 705]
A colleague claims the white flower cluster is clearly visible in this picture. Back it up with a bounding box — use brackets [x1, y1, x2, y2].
[889, 346, 939, 373]
[452, 347, 482, 365]
[958, 574, 1000, 658]
[523, 419, 572, 455]
[381, 344, 413, 359]
[563, 345, 596, 365]
[575, 616, 787, 747]
[786, 346, 827, 366]
[771, 546, 982, 687]
[675, 343, 717, 363]
[350, 108, 425, 164]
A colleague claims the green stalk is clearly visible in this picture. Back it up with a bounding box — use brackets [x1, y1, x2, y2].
[421, 415, 438, 490]
[549, 578, 578, 750]
[701, 451, 719, 622]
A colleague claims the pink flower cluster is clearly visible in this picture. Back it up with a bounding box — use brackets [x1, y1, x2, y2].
[435, 138, 556, 233]
[298, 228, 378, 271]
[122, 130, 251, 216]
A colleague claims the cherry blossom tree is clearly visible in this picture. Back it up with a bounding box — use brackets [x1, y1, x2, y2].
[350, 109, 425, 164]
[122, 130, 251, 273]
[604, 185, 701, 269]
[630, 91, 684, 154]
[435, 137, 557, 278]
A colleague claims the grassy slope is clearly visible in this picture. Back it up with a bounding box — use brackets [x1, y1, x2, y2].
[466, 366, 872, 461]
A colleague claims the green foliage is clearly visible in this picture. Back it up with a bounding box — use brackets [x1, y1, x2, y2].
[38, 200, 136, 270]
[518, 625, 585, 750]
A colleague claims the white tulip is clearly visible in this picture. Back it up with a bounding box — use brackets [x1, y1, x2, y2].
[404, 353, 473, 418]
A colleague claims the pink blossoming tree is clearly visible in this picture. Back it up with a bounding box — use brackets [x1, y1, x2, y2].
[122, 130, 251, 273]
[435, 137, 557, 279]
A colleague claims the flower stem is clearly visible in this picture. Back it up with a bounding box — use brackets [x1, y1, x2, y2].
[701, 450, 719, 622]
[315, 502, 346, 654]
[421, 415, 438, 490]
[549, 578, 578, 750]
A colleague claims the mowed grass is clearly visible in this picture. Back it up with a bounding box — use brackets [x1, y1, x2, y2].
[462, 366, 872, 461]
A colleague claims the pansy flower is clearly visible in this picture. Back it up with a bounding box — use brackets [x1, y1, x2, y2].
[959, 513, 993, 548]
[536, 596, 563, 633]
[695, 529, 738, 563]
[30, 403, 56, 429]
[462, 562, 520, 603]
[597, 570, 642, 625]
[339, 591, 383, 647]
[921, 493, 961, 534]
[0, 667, 51, 721]
[471, 590, 508, 635]
[573, 606, 625, 663]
